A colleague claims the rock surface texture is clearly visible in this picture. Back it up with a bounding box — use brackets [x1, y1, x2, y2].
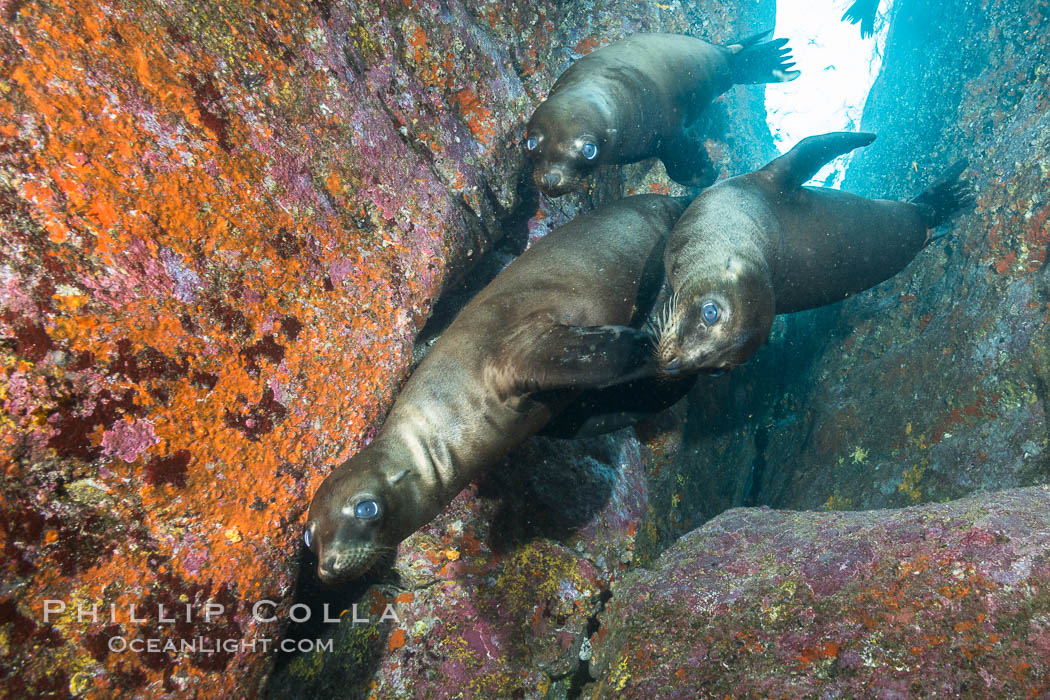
[648, 0, 1050, 548]
[0, 0, 773, 696]
[264, 0, 778, 695]
[588, 486, 1050, 698]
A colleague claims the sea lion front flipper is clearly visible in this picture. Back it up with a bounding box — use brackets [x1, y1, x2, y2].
[517, 324, 657, 393]
[761, 131, 876, 190]
[659, 131, 718, 189]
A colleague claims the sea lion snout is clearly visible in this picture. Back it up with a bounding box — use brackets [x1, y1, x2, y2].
[317, 546, 383, 584]
[532, 162, 580, 197]
[534, 167, 569, 194]
[652, 290, 748, 376]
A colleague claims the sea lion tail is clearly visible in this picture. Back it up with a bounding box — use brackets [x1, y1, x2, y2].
[911, 160, 975, 232]
[841, 0, 880, 39]
[727, 35, 800, 84]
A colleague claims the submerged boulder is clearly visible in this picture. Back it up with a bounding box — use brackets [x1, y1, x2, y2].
[267, 433, 648, 699]
[0, 0, 773, 696]
[652, 0, 1050, 547]
[588, 486, 1050, 698]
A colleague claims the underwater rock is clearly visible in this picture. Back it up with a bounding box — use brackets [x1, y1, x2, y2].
[266, 433, 647, 698]
[0, 0, 775, 696]
[651, 0, 1050, 546]
[588, 486, 1050, 698]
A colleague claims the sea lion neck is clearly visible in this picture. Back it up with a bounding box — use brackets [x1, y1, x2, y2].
[380, 357, 534, 509]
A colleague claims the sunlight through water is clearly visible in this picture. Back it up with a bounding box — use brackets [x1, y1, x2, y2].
[766, 0, 895, 187]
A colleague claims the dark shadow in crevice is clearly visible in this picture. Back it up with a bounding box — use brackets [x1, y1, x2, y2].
[413, 167, 539, 356]
[263, 546, 394, 698]
[565, 588, 613, 699]
[742, 423, 769, 508]
[478, 434, 622, 553]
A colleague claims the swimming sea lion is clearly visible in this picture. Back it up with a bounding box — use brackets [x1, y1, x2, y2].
[304, 195, 688, 583]
[655, 131, 972, 376]
[842, 0, 880, 38]
[525, 31, 800, 197]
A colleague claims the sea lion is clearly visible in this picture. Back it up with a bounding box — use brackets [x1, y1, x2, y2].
[538, 369, 698, 439]
[525, 31, 800, 197]
[655, 131, 972, 376]
[841, 0, 880, 38]
[304, 195, 688, 583]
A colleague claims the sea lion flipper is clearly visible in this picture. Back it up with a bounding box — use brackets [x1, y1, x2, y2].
[660, 132, 718, 189]
[762, 131, 876, 190]
[520, 324, 657, 393]
[725, 29, 773, 53]
[911, 159, 974, 234]
[841, 0, 880, 38]
[540, 374, 698, 439]
[727, 35, 800, 84]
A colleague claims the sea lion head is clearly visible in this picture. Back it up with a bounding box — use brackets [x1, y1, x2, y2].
[304, 445, 421, 584]
[653, 257, 774, 376]
[525, 95, 613, 197]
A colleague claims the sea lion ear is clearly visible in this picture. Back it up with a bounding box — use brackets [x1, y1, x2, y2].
[388, 469, 412, 486]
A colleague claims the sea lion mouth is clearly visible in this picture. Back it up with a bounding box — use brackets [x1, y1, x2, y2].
[317, 545, 387, 584]
[534, 170, 578, 197]
[660, 357, 684, 376]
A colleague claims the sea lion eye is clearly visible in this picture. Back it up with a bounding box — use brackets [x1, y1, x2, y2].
[701, 301, 720, 324]
[354, 499, 380, 519]
[581, 142, 598, 160]
[526, 136, 538, 151]
[303, 525, 314, 551]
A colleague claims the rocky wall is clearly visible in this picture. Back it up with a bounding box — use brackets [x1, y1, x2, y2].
[589, 486, 1050, 697]
[0, 0, 776, 696]
[649, 0, 1050, 551]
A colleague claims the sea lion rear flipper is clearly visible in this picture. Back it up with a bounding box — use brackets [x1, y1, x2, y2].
[762, 131, 876, 190]
[518, 324, 657, 393]
[726, 35, 800, 84]
[841, 0, 880, 38]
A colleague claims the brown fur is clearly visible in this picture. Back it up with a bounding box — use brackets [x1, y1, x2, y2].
[657, 132, 964, 375]
[305, 195, 687, 582]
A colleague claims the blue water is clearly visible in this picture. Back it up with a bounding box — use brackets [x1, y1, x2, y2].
[767, 0, 894, 187]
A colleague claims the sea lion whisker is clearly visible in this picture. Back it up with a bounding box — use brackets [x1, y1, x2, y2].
[649, 290, 685, 365]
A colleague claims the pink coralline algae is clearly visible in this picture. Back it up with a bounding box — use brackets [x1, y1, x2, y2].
[590, 487, 1050, 698]
[99, 418, 160, 463]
